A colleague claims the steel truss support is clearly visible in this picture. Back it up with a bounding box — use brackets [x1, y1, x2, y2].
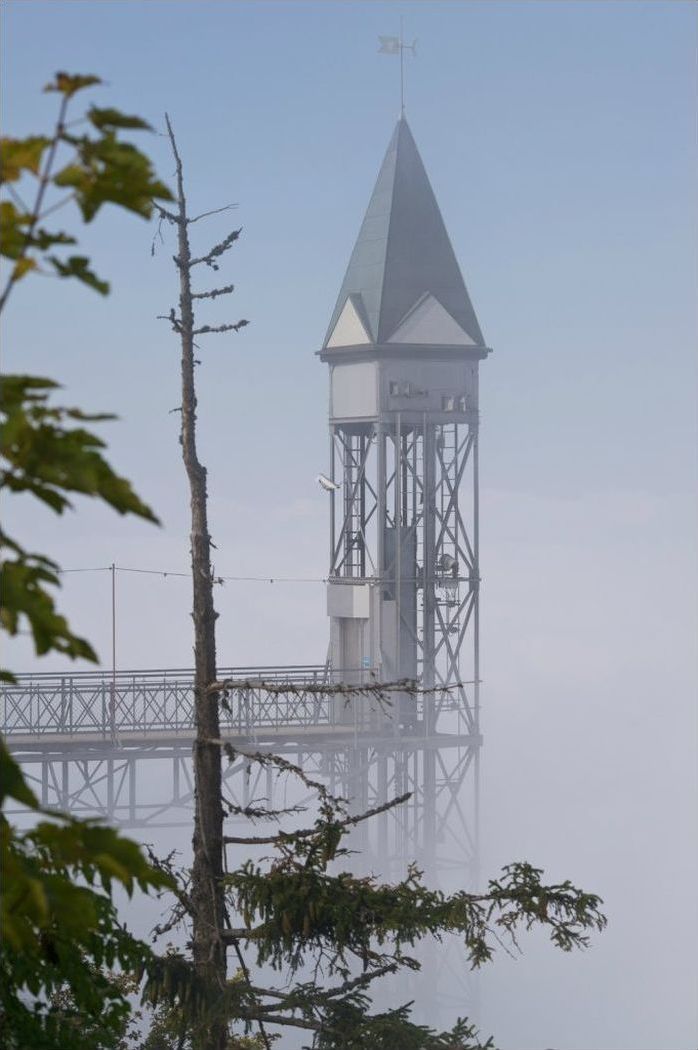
[327, 412, 481, 875]
[13, 746, 196, 827]
[329, 418, 479, 713]
[8, 732, 479, 870]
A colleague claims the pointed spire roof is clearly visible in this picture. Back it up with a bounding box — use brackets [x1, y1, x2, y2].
[323, 118, 485, 351]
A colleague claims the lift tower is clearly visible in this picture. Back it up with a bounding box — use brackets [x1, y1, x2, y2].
[322, 117, 490, 873]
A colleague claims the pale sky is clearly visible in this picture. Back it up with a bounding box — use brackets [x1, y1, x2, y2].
[2, 3, 697, 1048]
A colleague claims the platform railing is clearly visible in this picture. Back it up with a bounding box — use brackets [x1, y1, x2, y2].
[0, 664, 468, 746]
[0, 665, 331, 740]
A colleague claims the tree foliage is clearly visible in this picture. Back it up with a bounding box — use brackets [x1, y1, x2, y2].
[0, 374, 158, 678]
[0, 74, 180, 1050]
[137, 740, 606, 1050]
[0, 72, 169, 682]
[0, 739, 174, 1050]
[0, 71, 171, 305]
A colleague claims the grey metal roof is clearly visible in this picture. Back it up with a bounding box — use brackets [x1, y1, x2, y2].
[323, 117, 485, 349]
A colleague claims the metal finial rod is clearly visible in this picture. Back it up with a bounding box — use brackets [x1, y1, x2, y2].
[110, 561, 116, 741]
[400, 16, 405, 116]
[378, 26, 416, 117]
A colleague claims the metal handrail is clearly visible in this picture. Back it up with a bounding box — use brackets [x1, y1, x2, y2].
[8, 663, 327, 684]
[0, 665, 386, 740]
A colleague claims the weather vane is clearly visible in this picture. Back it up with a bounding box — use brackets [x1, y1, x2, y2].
[378, 21, 417, 116]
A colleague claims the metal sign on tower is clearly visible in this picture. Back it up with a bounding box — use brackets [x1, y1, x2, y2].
[2, 111, 489, 885]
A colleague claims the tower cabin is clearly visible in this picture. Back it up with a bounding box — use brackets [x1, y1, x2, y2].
[320, 117, 490, 731]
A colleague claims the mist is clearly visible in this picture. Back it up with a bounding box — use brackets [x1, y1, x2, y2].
[2, 2, 696, 1048]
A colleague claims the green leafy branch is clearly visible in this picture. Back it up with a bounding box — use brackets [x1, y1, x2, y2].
[0, 71, 172, 311]
[0, 739, 198, 1050]
[0, 73, 191, 1050]
[0, 375, 159, 679]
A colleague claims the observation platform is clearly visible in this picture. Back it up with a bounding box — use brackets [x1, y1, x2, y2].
[0, 665, 479, 830]
[1, 664, 476, 756]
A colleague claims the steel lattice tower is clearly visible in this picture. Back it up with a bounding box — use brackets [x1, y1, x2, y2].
[320, 117, 490, 878]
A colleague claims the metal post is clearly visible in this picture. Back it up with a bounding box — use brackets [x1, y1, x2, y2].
[342, 433, 351, 575]
[423, 418, 436, 697]
[110, 563, 116, 742]
[395, 412, 402, 687]
[377, 423, 386, 681]
[60, 676, 66, 731]
[329, 428, 336, 575]
[424, 745, 436, 865]
[422, 416, 437, 865]
[377, 750, 388, 871]
[107, 757, 114, 822]
[129, 759, 136, 824]
[472, 427, 481, 875]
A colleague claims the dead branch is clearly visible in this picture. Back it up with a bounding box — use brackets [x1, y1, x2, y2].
[151, 214, 166, 256]
[223, 910, 273, 1050]
[208, 676, 447, 697]
[152, 200, 179, 223]
[241, 964, 400, 1008]
[323, 963, 401, 998]
[236, 1012, 322, 1033]
[222, 928, 262, 942]
[189, 227, 242, 269]
[217, 744, 347, 806]
[224, 800, 306, 822]
[188, 203, 238, 225]
[157, 308, 182, 332]
[191, 320, 248, 336]
[191, 283, 235, 300]
[222, 791, 411, 846]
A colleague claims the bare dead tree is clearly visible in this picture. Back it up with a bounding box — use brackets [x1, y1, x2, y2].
[159, 113, 247, 1050]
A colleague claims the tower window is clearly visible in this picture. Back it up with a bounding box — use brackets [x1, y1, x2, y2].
[441, 395, 455, 411]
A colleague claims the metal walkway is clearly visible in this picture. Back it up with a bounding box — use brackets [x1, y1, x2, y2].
[2, 665, 330, 750]
[1, 665, 479, 877]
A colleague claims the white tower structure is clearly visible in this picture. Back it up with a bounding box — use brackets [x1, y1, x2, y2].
[320, 116, 490, 872]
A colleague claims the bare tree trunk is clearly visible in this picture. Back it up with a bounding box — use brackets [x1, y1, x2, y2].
[165, 115, 226, 1050]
